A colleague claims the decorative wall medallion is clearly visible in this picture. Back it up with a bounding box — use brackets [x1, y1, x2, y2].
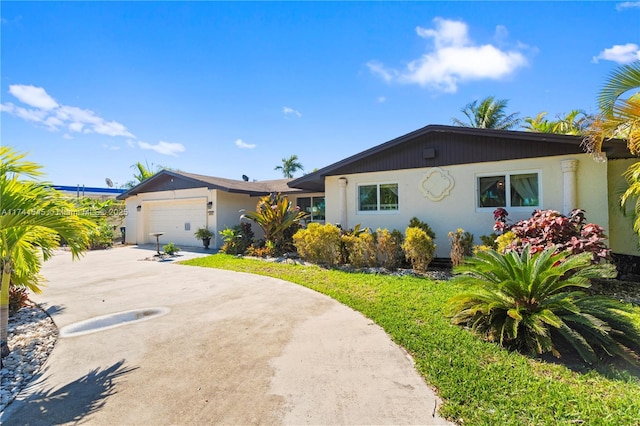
[420, 167, 454, 201]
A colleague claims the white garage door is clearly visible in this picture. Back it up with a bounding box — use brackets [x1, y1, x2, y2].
[146, 199, 207, 247]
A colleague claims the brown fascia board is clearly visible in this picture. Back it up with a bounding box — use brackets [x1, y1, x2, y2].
[287, 124, 634, 192]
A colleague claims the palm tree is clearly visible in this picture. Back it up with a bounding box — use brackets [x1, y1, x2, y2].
[583, 61, 640, 236]
[448, 247, 639, 365]
[1, 147, 94, 363]
[452, 96, 521, 130]
[522, 112, 556, 133]
[274, 155, 304, 178]
[554, 109, 591, 135]
[122, 161, 163, 189]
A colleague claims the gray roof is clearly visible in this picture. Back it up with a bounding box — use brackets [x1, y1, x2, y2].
[117, 170, 306, 200]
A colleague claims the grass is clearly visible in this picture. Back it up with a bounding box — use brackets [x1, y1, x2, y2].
[181, 254, 640, 425]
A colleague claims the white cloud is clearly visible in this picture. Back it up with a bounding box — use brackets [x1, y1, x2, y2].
[616, 2, 640, 11]
[283, 106, 302, 117]
[377, 96, 387, 103]
[9, 84, 58, 110]
[138, 141, 185, 156]
[366, 61, 394, 82]
[368, 18, 528, 93]
[592, 43, 640, 64]
[1, 84, 135, 138]
[235, 138, 256, 149]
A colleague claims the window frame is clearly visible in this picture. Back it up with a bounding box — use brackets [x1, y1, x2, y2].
[356, 182, 399, 214]
[297, 196, 325, 222]
[475, 170, 542, 212]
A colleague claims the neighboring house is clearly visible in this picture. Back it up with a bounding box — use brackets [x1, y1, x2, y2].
[117, 170, 323, 248]
[53, 185, 126, 201]
[288, 125, 638, 259]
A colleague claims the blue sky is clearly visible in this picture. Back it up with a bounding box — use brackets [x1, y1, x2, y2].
[2, 1, 639, 188]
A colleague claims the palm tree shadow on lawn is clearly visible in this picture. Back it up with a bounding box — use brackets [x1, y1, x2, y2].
[5, 360, 136, 425]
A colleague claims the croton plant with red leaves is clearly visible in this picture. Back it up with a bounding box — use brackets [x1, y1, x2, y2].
[493, 208, 610, 263]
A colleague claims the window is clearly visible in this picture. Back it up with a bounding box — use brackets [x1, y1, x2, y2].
[478, 172, 539, 209]
[297, 196, 325, 221]
[358, 183, 399, 212]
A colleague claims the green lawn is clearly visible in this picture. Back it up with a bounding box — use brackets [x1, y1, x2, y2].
[181, 254, 640, 425]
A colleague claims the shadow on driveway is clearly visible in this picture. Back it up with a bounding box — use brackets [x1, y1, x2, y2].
[8, 360, 136, 426]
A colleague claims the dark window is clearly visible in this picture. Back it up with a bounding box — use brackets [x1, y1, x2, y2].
[478, 173, 539, 208]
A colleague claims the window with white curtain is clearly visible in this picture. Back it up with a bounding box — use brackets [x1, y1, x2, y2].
[358, 183, 399, 212]
[477, 172, 540, 208]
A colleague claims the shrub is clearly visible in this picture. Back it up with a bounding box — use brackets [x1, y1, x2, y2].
[9, 285, 30, 315]
[337, 224, 369, 264]
[341, 231, 376, 267]
[374, 228, 404, 270]
[241, 193, 307, 256]
[163, 242, 180, 255]
[495, 209, 610, 263]
[408, 217, 436, 240]
[293, 223, 341, 265]
[402, 227, 436, 272]
[449, 228, 474, 267]
[479, 233, 499, 249]
[495, 231, 517, 254]
[88, 221, 114, 250]
[448, 246, 640, 365]
[219, 223, 254, 255]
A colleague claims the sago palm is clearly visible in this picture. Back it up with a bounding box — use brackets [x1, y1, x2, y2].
[1, 147, 94, 362]
[448, 246, 640, 365]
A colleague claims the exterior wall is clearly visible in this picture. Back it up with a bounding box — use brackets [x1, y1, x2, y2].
[123, 187, 210, 247]
[325, 153, 610, 258]
[213, 190, 260, 248]
[607, 159, 640, 256]
[124, 188, 266, 249]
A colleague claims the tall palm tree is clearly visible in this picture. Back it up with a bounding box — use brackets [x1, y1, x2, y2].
[554, 109, 591, 135]
[452, 96, 521, 130]
[522, 112, 556, 133]
[524, 110, 591, 135]
[0, 147, 94, 363]
[274, 155, 304, 178]
[583, 60, 640, 236]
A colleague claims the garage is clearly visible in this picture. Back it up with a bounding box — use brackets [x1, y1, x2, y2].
[145, 199, 207, 247]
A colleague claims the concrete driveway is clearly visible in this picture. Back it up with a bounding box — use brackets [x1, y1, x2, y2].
[1, 246, 451, 425]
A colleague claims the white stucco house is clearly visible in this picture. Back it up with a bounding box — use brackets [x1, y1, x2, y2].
[117, 171, 324, 249]
[288, 125, 638, 260]
[118, 125, 638, 269]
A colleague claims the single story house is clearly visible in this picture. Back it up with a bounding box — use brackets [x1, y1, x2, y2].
[288, 125, 638, 259]
[118, 125, 638, 263]
[117, 171, 324, 249]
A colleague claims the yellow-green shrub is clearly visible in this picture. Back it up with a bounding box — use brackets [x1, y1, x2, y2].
[341, 231, 376, 267]
[293, 223, 341, 265]
[402, 227, 436, 272]
[375, 228, 403, 269]
[496, 231, 517, 254]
